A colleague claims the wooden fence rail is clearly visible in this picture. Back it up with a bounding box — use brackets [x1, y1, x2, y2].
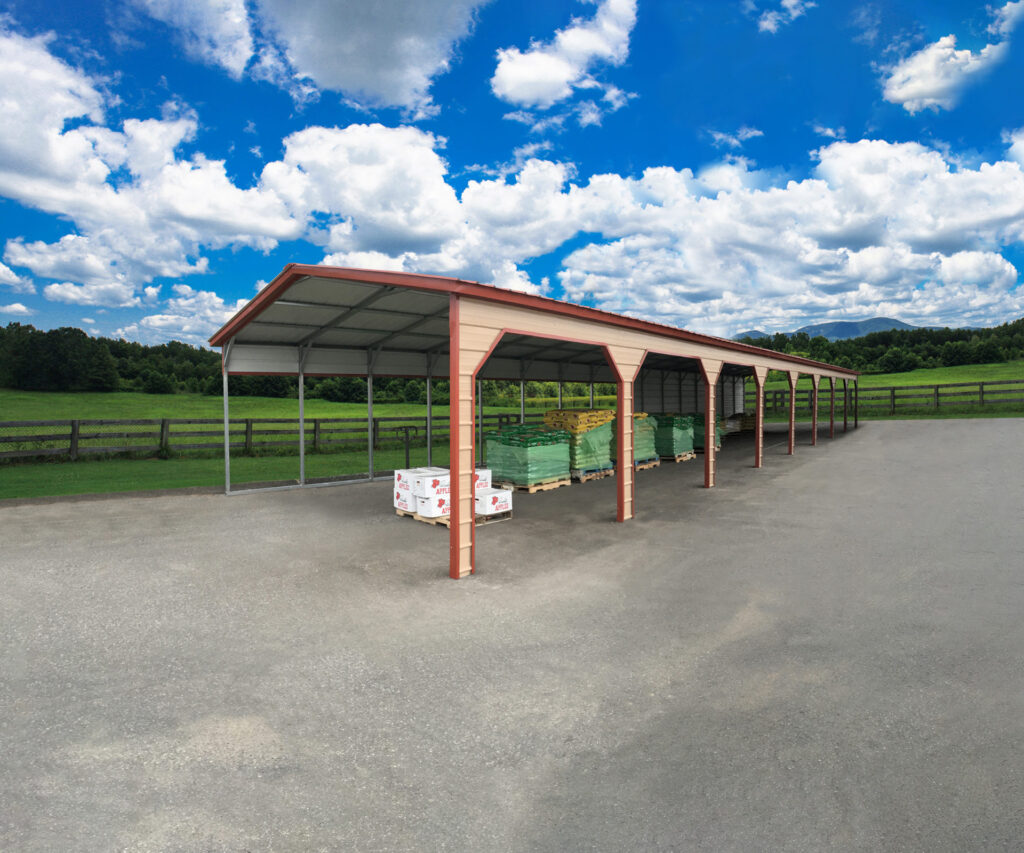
[745, 378, 1024, 415]
[0, 412, 547, 461]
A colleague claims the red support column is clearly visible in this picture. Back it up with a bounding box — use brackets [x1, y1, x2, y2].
[787, 371, 799, 455]
[829, 376, 836, 439]
[843, 378, 848, 432]
[753, 366, 767, 468]
[701, 360, 722, 487]
[811, 374, 820, 446]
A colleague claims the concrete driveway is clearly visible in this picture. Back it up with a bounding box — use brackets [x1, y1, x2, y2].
[2, 420, 1023, 851]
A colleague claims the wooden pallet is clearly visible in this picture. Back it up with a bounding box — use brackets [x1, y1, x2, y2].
[572, 466, 615, 483]
[661, 450, 697, 463]
[634, 458, 661, 471]
[494, 477, 572, 494]
[693, 445, 721, 455]
[395, 508, 513, 527]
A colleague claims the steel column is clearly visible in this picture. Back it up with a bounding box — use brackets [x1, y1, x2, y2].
[366, 353, 375, 479]
[787, 371, 799, 455]
[298, 369, 305, 484]
[426, 361, 433, 467]
[520, 380, 525, 423]
[811, 375, 819, 446]
[589, 381, 594, 408]
[477, 379, 483, 465]
[829, 377, 835, 439]
[855, 381, 859, 428]
[843, 378, 849, 432]
[222, 340, 233, 495]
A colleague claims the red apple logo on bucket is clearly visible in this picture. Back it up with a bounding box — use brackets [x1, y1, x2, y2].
[438, 499, 446, 509]
[492, 495, 499, 506]
[432, 479, 441, 489]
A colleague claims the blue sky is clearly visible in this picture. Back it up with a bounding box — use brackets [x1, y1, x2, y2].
[1, 0, 1023, 345]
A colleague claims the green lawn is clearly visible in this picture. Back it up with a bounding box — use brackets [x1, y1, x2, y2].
[0, 389, 454, 420]
[761, 359, 1024, 389]
[3, 362, 1023, 500]
[0, 443, 453, 500]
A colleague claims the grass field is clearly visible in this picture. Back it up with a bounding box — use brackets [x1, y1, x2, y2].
[761, 360, 1024, 389]
[2, 360, 1023, 500]
[0, 444, 452, 500]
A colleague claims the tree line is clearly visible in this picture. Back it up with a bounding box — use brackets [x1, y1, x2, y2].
[737, 316, 1024, 372]
[2, 316, 1022, 401]
[0, 323, 611, 403]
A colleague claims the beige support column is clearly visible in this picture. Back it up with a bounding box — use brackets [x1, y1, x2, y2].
[753, 366, 768, 468]
[843, 378, 849, 432]
[605, 346, 644, 521]
[448, 296, 503, 580]
[811, 373, 820, 446]
[701, 359, 722, 487]
[787, 371, 799, 455]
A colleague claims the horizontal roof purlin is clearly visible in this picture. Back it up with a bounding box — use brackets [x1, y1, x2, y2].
[210, 264, 858, 378]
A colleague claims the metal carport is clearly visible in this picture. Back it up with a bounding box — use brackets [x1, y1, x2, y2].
[210, 264, 859, 579]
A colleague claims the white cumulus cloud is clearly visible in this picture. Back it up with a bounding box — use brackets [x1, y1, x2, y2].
[882, 35, 1007, 113]
[709, 126, 764, 149]
[491, 0, 637, 111]
[757, 0, 816, 33]
[882, 2, 1024, 114]
[0, 302, 31, 315]
[253, 0, 489, 116]
[128, 0, 254, 78]
[0, 260, 34, 294]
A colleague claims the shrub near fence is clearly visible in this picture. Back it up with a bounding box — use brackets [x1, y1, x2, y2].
[0, 413, 547, 462]
[747, 378, 1024, 415]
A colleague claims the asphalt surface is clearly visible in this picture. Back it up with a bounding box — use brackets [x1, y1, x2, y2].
[2, 419, 1023, 852]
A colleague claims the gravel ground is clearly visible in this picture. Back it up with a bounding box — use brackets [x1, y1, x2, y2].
[2, 419, 1023, 852]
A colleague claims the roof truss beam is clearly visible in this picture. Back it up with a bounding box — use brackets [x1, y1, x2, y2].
[296, 287, 398, 347]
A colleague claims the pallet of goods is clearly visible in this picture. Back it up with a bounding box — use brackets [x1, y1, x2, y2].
[393, 466, 511, 525]
[486, 424, 572, 492]
[691, 414, 723, 452]
[612, 412, 657, 466]
[544, 409, 617, 483]
[653, 413, 696, 462]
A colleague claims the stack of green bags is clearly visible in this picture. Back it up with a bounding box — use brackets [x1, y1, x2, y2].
[485, 425, 570, 485]
[568, 421, 613, 473]
[652, 413, 695, 456]
[691, 414, 723, 450]
[611, 413, 658, 463]
[632, 415, 657, 462]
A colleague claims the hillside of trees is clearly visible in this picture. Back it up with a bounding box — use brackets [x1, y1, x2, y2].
[736, 316, 1024, 372]
[2, 316, 1022, 401]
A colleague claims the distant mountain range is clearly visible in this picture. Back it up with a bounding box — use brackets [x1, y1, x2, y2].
[734, 317, 925, 342]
